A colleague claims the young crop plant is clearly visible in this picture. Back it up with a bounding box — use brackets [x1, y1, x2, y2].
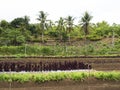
[0, 71, 120, 84]
[69, 72, 88, 81]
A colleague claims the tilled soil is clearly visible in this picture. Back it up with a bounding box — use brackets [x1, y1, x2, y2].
[0, 79, 120, 90]
[0, 57, 120, 71]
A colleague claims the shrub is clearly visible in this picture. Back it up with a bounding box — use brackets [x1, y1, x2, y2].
[41, 47, 53, 56]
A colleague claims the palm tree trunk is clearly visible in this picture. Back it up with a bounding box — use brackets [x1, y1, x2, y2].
[84, 34, 87, 57]
[64, 42, 67, 54]
[42, 32, 44, 43]
[60, 34, 62, 41]
[112, 30, 114, 47]
[68, 34, 71, 43]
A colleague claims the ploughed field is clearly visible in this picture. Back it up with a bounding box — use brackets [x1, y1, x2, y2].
[0, 79, 120, 90]
[0, 60, 91, 72]
[0, 56, 120, 71]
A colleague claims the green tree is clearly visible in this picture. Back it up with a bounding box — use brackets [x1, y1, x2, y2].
[10, 16, 30, 29]
[80, 11, 93, 56]
[10, 16, 31, 41]
[37, 11, 48, 43]
[80, 11, 93, 36]
[0, 20, 9, 29]
[29, 24, 38, 37]
[47, 20, 58, 39]
[0, 29, 26, 46]
[23, 16, 30, 30]
[56, 17, 66, 41]
[94, 21, 110, 37]
[11, 17, 25, 28]
[110, 23, 120, 37]
[65, 16, 75, 42]
[47, 20, 55, 30]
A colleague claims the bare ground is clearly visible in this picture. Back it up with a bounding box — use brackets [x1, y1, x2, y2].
[0, 78, 120, 90]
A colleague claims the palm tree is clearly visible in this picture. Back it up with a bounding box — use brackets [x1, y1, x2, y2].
[81, 11, 93, 36]
[56, 17, 65, 41]
[80, 11, 93, 56]
[65, 16, 75, 43]
[24, 16, 30, 29]
[37, 11, 48, 43]
[47, 20, 55, 31]
[20, 16, 30, 32]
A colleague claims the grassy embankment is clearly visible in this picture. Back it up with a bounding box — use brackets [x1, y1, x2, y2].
[0, 71, 120, 83]
[0, 41, 120, 57]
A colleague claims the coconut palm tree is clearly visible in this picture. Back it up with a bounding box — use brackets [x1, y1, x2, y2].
[56, 17, 65, 41]
[47, 20, 55, 31]
[80, 11, 93, 56]
[65, 16, 75, 43]
[37, 11, 48, 43]
[24, 16, 30, 29]
[81, 11, 93, 36]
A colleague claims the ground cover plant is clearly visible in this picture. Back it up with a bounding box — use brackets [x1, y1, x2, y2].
[0, 41, 120, 57]
[0, 71, 120, 83]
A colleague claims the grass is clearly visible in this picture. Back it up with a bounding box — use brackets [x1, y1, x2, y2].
[1, 35, 120, 57]
[0, 71, 120, 83]
[1, 41, 120, 57]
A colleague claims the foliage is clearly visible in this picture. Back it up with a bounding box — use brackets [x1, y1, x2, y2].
[37, 11, 48, 43]
[80, 11, 93, 35]
[0, 20, 9, 29]
[0, 41, 120, 56]
[1, 11, 120, 56]
[0, 11, 120, 45]
[70, 72, 88, 81]
[40, 47, 53, 56]
[0, 71, 120, 83]
[94, 21, 110, 37]
[10, 16, 30, 29]
[87, 35, 102, 41]
[0, 29, 26, 46]
[93, 71, 120, 81]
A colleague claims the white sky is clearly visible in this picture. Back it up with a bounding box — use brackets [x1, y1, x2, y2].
[0, 0, 120, 24]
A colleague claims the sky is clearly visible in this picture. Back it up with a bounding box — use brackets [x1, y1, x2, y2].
[0, 0, 120, 24]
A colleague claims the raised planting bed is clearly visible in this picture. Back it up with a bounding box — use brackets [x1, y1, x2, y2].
[0, 71, 120, 88]
[0, 56, 120, 71]
[0, 60, 91, 72]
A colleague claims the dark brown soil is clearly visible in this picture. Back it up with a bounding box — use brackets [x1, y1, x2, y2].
[0, 57, 120, 71]
[0, 78, 120, 90]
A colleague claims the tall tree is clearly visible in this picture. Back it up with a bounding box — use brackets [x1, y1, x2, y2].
[47, 20, 55, 30]
[95, 21, 110, 36]
[65, 16, 75, 42]
[37, 11, 48, 43]
[24, 16, 30, 29]
[80, 11, 93, 56]
[56, 17, 65, 41]
[0, 20, 9, 29]
[11, 17, 25, 28]
[0, 28, 26, 46]
[10, 16, 31, 41]
[81, 11, 93, 36]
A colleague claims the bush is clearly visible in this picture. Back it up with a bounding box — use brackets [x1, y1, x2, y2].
[87, 35, 102, 41]
[41, 47, 53, 56]
[48, 31, 59, 37]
